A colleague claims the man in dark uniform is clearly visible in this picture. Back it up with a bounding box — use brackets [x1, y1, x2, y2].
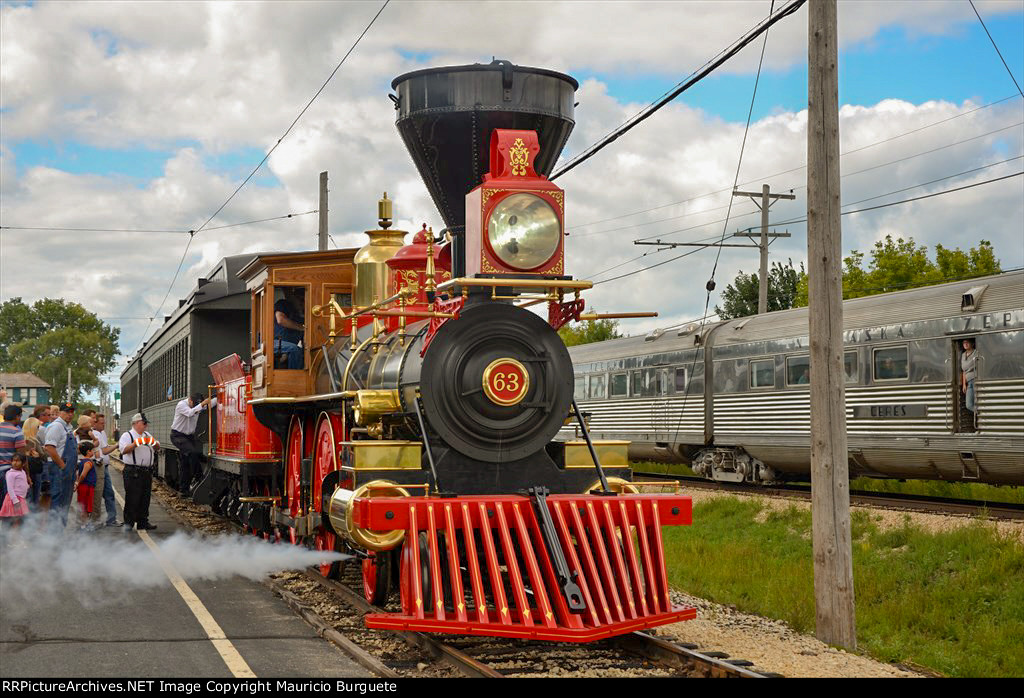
[118, 413, 159, 531]
[274, 288, 305, 369]
[170, 392, 215, 494]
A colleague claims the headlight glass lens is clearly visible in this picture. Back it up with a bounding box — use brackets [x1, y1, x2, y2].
[486, 193, 560, 270]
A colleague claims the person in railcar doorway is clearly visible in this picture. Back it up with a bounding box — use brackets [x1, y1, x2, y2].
[170, 392, 216, 495]
[118, 413, 159, 531]
[961, 338, 978, 431]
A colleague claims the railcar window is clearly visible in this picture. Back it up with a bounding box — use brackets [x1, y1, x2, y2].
[873, 346, 909, 381]
[574, 376, 585, 399]
[786, 355, 811, 386]
[674, 367, 688, 392]
[844, 351, 858, 383]
[587, 374, 607, 400]
[610, 372, 628, 397]
[749, 359, 775, 389]
[631, 368, 666, 397]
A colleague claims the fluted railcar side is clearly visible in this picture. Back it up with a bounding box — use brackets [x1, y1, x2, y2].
[566, 271, 1024, 485]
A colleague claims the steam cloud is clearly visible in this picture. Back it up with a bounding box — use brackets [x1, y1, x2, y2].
[0, 516, 347, 615]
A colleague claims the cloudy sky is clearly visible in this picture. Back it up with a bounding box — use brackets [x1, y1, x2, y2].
[2, 0, 1022, 392]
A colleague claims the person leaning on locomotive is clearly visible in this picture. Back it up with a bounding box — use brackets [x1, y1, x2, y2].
[170, 393, 216, 496]
[274, 287, 305, 369]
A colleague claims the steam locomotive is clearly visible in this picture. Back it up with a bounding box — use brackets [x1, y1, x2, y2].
[170, 61, 695, 642]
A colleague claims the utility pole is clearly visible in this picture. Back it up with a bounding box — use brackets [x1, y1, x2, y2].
[635, 228, 791, 314]
[732, 184, 796, 314]
[67, 366, 72, 403]
[807, 0, 856, 649]
[318, 171, 329, 251]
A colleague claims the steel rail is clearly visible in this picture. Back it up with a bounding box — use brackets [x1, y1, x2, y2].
[633, 472, 1024, 520]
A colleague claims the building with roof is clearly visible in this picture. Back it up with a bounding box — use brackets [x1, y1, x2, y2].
[0, 372, 51, 418]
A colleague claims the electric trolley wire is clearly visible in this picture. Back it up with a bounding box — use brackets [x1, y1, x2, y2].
[550, 0, 805, 182]
[569, 93, 1022, 233]
[969, 0, 1024, 99]
[129, 0, 389, 357]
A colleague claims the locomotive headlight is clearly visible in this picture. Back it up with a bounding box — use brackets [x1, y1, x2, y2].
[487, 193, 560, 270]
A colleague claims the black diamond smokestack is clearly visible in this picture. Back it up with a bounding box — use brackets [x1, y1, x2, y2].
[391, 60, 578, 235]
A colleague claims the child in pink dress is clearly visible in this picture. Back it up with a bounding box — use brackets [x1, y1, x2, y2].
[1, 453, 30, 527]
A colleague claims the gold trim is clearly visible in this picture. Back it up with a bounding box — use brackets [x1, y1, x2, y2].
[550, 191, 564, 211]
[482, 358, 530, 407]
[583, 477, 639, 495]
[438, 278, 592, 292]
[509, 137, 529, 176]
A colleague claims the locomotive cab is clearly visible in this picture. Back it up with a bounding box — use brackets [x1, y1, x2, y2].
[239, 249, 356, 399]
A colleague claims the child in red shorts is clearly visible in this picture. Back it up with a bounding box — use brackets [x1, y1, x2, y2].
[75, 441, 97, 530]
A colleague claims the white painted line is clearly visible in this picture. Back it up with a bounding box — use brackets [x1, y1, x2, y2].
[113, 482, 257, 678]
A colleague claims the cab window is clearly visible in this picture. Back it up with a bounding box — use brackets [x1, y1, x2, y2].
[273, 286, 306, 369]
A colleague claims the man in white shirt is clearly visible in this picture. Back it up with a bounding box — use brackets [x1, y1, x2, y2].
[91, 413, 121, 527]
[118, 413, 159, 531]
[170, 393, 216, 495]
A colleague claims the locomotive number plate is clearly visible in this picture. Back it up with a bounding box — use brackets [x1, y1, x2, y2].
[482, 358, 530, 407]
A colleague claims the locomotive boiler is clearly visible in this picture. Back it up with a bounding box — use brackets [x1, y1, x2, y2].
[195, 60, 696, 641]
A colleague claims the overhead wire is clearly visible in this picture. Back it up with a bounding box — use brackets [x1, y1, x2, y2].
[568, 93, 1022, 233]
[969, 0, 1024, 99]
[549, 0, 806, 182]
[625, 120, 1023, 242]
[0, 210, 318, 235]
[128, 0, 389, 357]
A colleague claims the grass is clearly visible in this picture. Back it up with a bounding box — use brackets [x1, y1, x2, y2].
[661, 497, 1024, 677]
[631, 461, 1024, 504]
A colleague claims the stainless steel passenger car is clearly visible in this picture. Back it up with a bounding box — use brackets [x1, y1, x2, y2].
[564, 271, 1024, 485]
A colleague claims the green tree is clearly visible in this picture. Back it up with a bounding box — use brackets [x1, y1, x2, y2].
[0, 298, 120, 403]
[558, 311, 621, 346]
[794, 236, 1001, 306]
[715, 259, 806, 319]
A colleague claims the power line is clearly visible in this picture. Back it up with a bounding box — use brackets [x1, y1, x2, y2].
[969, 0, 1024, 99]
[0, 209, 318, 235]
[768, 170, 1023, 228]
[129, 1, 389, 357]
[569, 93, 1022, 233]
[601, 170, 1022, 288]
[620, 120, 1023, 242]
[190, 0, 390, 237]
[550, 0, 806, 182]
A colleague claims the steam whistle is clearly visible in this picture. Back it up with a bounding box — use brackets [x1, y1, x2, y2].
[425, 227, 437, 307]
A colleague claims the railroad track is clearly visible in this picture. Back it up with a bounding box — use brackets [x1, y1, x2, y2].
[298, 566, 770, 678]
[633, 472, 1024, 521]
[151, 479, 771, 679]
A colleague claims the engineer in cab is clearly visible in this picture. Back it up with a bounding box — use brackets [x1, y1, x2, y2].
[274, 287, 305, 369]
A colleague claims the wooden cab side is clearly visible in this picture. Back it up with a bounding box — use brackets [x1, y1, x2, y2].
[239, 250, 356, 400]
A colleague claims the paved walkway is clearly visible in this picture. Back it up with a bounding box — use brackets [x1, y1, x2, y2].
[0, 468, 371, 678]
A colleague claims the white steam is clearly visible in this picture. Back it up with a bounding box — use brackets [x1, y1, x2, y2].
[0, 516, 347, 614]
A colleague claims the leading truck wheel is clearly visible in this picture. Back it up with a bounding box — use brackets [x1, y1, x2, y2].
[363, 552, 392, 605]
[315, 530, 342, 579]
